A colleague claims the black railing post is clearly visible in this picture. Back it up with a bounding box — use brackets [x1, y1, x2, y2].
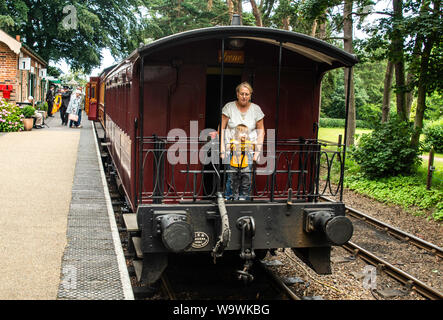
[134, 117, 138, 205]
[314, 142, 321, 201]
[138, 57, 145, 204]
[218, 38, 225, 193]
[270, 42, 283, 202]
[340, 67, 352, 202]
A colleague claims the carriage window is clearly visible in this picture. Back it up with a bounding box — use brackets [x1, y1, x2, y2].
[90, 84, 96, 99]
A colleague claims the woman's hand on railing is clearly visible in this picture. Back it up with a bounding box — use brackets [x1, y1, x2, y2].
[253, 151, 259, 162]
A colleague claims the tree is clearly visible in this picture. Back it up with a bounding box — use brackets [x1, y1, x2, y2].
[343, 0, 356, 146]
[0, 0, 144, 73]
[302, 0, 373, 145]
[362, 0, 442, 128]
[358, 10, 396, 123]
[355, 0, 442, 177]
[59, 70, 88, 87]
[249, 0, 263, 26]
[407, 0, 442, 148]
[139, 0, 229, 39]
[381, 60, 394, 122]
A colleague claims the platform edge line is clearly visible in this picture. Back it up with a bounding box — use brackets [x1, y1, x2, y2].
[92, 123, 135, 300]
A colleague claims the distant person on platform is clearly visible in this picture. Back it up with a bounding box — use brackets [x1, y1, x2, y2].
[74, 87, 84, 128]
[60, 86, 72, 126]
[25, 96, 44, 129]
[66, 89, 83, 128]
[45, 84, 55, 117]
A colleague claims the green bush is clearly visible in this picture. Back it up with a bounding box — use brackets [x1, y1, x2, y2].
[0, 98, 24, 132]
[434, 202, 443, 221]
[22, 105, 36, 118]
[36, 102, 48, 112]
[423, 118, 443, 153]
[349, 117, 421, 178]
[319, 117, 373, 129]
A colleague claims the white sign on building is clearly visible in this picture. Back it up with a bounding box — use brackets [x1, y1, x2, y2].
[39, 68, 47, 78]
[19, 57, 31, 70]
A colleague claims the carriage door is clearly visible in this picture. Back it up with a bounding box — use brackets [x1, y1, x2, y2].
[85, 84, 90, 115]
[88, 82, 97, 120]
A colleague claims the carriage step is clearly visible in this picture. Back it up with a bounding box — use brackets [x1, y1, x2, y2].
[123, 213, 139, 232]
[132, 237, 143, 259]
[133, 260, 143, 282]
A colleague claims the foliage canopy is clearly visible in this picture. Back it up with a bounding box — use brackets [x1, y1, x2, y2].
[0, 0, 144, 73]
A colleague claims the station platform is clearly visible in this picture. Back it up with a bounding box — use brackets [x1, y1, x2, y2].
[0, 112, 133, 300]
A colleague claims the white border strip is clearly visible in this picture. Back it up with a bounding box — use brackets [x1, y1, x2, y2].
[91, 123, 134, 300]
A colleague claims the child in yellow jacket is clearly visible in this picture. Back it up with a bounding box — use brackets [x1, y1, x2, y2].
[229, 124, 255, 200]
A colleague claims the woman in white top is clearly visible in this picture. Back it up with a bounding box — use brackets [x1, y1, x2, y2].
[220, 82, 265, 162]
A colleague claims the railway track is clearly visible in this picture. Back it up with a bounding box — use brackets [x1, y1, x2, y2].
[155, 252, 304, 300]
[100, 136, 304, 301]
[258, 262, 302, 300]
[320, 196, 443, 300]
[321, 196, 443, 259]
[342, 242, 442, 300]
[103, 133, 442, 300]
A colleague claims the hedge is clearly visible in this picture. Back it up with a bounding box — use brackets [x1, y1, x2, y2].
[319, 117, 373, 129]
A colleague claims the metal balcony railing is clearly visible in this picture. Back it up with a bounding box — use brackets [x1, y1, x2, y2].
[137, 136, 344, 204]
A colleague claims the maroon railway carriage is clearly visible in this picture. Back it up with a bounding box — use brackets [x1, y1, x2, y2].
[100, 25, 357, 284]
[85, 76, 98, 120]
[86, 65, 116, 122]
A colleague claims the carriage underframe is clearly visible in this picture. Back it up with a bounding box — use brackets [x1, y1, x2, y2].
[134, 185, 353, 284]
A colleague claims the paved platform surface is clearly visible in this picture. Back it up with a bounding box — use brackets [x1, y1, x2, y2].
[0, 112, 133, 300]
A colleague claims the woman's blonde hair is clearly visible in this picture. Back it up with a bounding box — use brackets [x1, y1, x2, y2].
[236, 82, 253, 95]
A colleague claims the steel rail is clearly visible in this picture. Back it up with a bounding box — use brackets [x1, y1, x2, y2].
[319, 196, 443, 300]
[343, 241, 443, 300]
[259, 262, 302, 300]
[320, 196, 443, 259]
[160, 274, 177, 300]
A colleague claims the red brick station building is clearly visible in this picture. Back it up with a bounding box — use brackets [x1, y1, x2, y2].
[0, 28, 49, 103]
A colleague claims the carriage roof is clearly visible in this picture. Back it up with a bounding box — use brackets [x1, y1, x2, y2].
[136, 26, 358, 68]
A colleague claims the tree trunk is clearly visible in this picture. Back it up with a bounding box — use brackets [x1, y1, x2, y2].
[177, 0, 182, 17]
[313, 12, 327, 39]
[344, 0, 355, 146]
[405, 3, 427, 119]
[318, 17, 327, 40]
[311, 19, 318, 37]
[250, 0, 263, 26]
[411, 39, 433, 148]
[405, 72, 415, 119]
[236, 0, 243, 24]
[208, 0, 213, 11]
[410, 0, 440, 148]
[392, 0, 407, 121]
[227, 0, 234, 22]
[282, 16, 290, 30]
[382, 60, 394, 123]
